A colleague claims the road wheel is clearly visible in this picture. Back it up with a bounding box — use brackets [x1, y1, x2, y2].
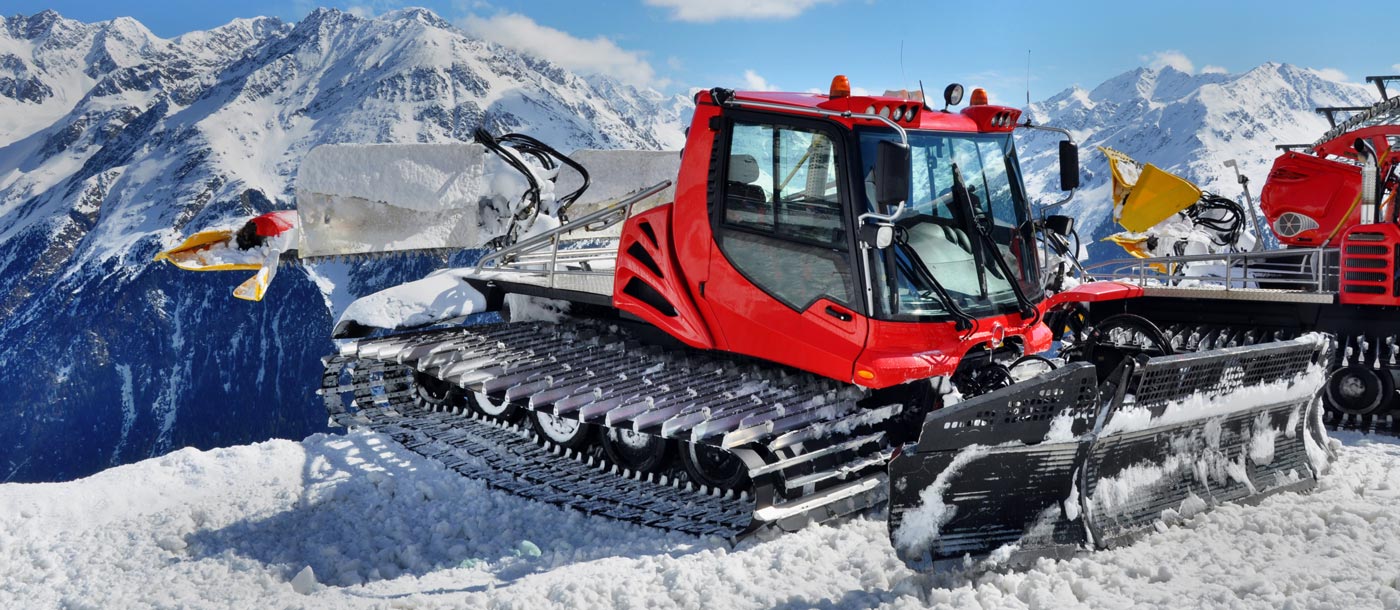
[680, 442, 749, 490]
[601, 427, 672, 473]
[470, 391, 524, 423]
[1325, 365, 1394, 416]
[530, 410, 592, 450]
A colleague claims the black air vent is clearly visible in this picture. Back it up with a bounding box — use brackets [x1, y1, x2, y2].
[626, 242, 664, 278]
[622, 277, 677, 317]
[1345, 271, 1386, 282]
[638, 220, 659, 248]
[1344, 284, 1386, 295]
[1346, 244, 1388, 255]
[1347, 258, 1387, 269]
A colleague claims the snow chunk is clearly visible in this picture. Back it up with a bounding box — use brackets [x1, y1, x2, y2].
[155, 535, 186, 552]
[290, 565, 318, 595]
[337, 271, 486, 331]
[1249, 411, 1278, 466]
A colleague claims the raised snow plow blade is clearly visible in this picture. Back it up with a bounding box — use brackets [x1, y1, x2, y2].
[153, 210, 299, 301]
[888, 336, 1332, 569]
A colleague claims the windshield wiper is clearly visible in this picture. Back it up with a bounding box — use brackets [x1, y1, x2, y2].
[950, 163, 1037, 320]
[893, 242, 975, 331]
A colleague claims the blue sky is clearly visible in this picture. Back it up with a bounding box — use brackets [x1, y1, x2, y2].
[8, 0, 1380, 100]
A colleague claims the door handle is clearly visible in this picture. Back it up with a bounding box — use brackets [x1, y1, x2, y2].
[824, 305, 853, 322]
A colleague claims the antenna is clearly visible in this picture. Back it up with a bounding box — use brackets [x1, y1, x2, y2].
[1025, 50, 1032, 109]
[900, 40, 906, 91]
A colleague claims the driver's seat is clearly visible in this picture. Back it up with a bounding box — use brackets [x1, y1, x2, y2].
[727, 154, 767, 202]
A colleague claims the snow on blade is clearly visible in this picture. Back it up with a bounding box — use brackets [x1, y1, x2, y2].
[294, 143, 551, 258]
[892, 443, 994, 555]
[1099, 362, 1326, 437]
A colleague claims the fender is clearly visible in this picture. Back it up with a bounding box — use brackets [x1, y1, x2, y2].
[1042, 281, 1144, 311]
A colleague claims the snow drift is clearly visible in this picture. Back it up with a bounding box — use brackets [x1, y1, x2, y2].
[2, 427, 1396, 609]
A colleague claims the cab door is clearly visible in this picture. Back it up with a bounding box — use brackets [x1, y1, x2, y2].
[701, 113, 868, 382]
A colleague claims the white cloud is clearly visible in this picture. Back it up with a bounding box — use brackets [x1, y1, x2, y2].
[743, 69, 779, 91]
[1142, 50, 1195, 74]
[645, 0, 836, 22]
[1309, 67, 1349, 82]
[459, 12, 664, 87]
[1393, 63, 1400, 72]
[1200, 65, 1228, 75]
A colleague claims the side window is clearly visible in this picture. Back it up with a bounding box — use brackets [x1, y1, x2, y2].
[719, 120, 854, 310]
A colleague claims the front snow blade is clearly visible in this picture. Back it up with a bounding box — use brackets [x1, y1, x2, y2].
[888, 336, 1331, 569]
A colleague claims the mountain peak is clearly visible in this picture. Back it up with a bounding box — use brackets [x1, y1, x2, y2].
[380, 7, 451, 29]
[298, 7, 360, 29]
[6, 9, 66, 39]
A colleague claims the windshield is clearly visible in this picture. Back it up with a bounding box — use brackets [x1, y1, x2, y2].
[858, 129, 1040, 320]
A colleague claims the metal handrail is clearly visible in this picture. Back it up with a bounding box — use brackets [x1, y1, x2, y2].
[1084, 247, 1340, 293]
[475, 180, 672, 289]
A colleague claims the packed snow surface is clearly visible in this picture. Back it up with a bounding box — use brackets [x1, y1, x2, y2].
[3, 429, 1398, 609]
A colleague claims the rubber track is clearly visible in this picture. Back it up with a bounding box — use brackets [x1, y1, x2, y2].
[322, 357, 758, 537]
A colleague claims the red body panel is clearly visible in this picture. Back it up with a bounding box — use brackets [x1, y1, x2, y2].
[702, 255, 869, 383]
[1338, 223, 1400, 306]
[1043, 281, 1144, 310]
[251, 210, 297, 237]
[855, 314, 1051, 389]
[1260, 152, 1362, 247]
[671, 98, 727, 348]
[613, 204, 714, 349]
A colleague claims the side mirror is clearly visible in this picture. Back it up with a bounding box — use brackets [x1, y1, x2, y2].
[1058, 141, 1080, 191]
[876, 140, 911, 208]
[860, 223, 895, 249]
[1044, 215, 1074, 238]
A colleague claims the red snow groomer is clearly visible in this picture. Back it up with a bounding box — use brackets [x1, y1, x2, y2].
[1080, 74, 1400, 427]
[159, 77, 1332, 569]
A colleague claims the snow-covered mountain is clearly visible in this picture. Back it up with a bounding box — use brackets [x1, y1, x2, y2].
[1016, 63, 1377, 259]
[0, 8, 689, 483]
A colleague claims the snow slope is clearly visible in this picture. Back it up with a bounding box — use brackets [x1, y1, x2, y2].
[3, 429, 1396, 609]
